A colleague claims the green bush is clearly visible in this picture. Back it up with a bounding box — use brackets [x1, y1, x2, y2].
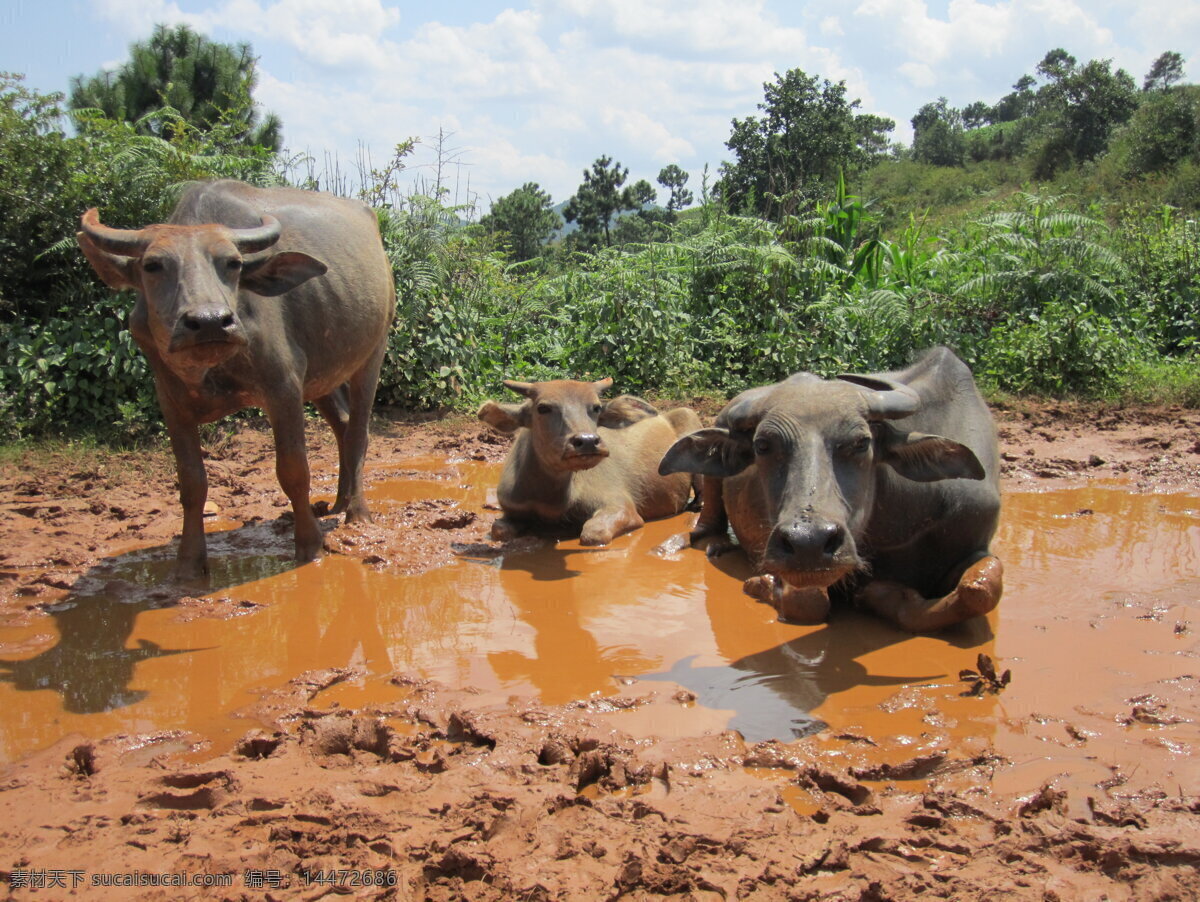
[0, 294, 157, 439]
[980, 300, 1146, 396]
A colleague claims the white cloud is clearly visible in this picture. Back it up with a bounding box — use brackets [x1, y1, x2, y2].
[222, 0, 401, 70]
[899, 62, 937, 89]
[94, 0, 209, 36]
[820, 16, 843, 37]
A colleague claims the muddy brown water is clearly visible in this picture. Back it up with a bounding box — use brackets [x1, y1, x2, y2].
[1, 460, 1197, 803]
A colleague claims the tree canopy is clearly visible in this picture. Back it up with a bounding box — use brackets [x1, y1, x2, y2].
[718, 68, 894, 218]
[563, 156, 643, 247]
[479, 182, 562, 262]
[69, 23, 282, 151]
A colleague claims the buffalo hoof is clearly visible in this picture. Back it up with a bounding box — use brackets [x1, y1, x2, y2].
[170, 560, 209, 584]
[579, 527, 614, 546]
[775, 584, 831, 624]
[491, 518, 519, 542]
[744, 575, 831, 624]
[343, 501, 373, 525]
[703, 536, 737, 559]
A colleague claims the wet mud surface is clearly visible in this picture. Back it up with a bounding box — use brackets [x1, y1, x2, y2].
[1, 401, 1199, 900]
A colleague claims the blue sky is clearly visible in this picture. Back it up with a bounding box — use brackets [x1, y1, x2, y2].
[3, 1, 1197, 214]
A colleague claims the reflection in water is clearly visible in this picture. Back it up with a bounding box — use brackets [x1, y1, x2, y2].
[0, 548, 294, 715]
[0, 596, 191, 713]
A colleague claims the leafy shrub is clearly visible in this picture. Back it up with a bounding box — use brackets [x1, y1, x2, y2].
[979, 300, 1145, 395]
[0, 293, 157, 439]
[1118, 206, 1200, 353]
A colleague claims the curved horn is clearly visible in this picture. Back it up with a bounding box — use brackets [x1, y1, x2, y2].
[503, 380, 536, 399]
[230, 215, 281, 254]
[79, 208, 150, 258]
[591, 376, 614, 395]
[838, 374, 921, 420]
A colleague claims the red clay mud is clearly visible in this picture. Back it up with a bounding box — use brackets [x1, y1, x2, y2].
[0, 401, 1198, 900]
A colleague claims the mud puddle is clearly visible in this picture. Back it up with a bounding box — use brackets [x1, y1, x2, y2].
[1, 464, 1197, 805]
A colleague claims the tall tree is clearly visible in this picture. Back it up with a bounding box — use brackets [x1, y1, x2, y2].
[480, 182, 562, 261]
[718, 68, 894, 218]
[69, 23, 281, 151]
[563, 156, 638, 247]
[657, 164, 693, 218]
[1030, 50, 1137, 173]
[911, 97, 965, 166]
[1144, 51, 1186, 92]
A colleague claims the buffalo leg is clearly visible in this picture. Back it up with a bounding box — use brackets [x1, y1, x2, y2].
[339, 340, 387, 524]
[580, 502, 644, 546]
[314, 386, 352, 516]
[858, 554, 1004, 632]
[161, 404, 209, 581]
[743, 574, 831, 624]
[689, 476, 736, 557]
[266, 398, 323, 562]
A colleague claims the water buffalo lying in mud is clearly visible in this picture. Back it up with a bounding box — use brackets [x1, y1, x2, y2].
[659, 346, 1002, 631]
[77, 180, 394, 580]
[478, 378, 701, 545]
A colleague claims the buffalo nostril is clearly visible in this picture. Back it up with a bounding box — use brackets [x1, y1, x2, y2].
[822, 523, 844, 556]
[220, 313, 235, 329]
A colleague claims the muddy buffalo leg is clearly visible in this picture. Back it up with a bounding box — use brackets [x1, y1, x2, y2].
[161, 402, 209, 581]
[858, 554, 1004, 632]
[580, 502, 644, 546]
[743, 574, 832, 624]
[314, 387, 352, 516]
[266, 393, 324, 562]
[688, 476, 737, 557]
[339, 338, 387, 525]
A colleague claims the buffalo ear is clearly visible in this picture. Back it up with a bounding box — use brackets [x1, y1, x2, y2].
[478, 400, 530, 434]
[77, 232, 139, 291]
[658, 428, 754, 478]
[873, 422, 985, 482]
[240, 251, 327, 296]
[598, 395, 658, 428]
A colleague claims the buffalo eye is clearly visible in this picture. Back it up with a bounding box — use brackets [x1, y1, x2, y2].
[142, 258, 164, 273]
[753, 437, 771, 456]
[226, 258, 242, 271]
[841, 435, 871, 456]
[536, 403, 553, 415]
[590, 403, 602, 415]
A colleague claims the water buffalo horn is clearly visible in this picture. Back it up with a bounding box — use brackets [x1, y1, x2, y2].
[838, 374, 921, 419]
[503, 380, 536, 398]
[79, 208, 149, 257]
[230, 215, 282, 253]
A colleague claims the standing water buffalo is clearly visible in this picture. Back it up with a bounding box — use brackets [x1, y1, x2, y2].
[659, 347, 1002, 631]
[478, 378, 701, 545]
[76, 180, 395, 580]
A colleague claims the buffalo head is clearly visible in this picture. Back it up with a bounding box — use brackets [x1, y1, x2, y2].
[478, 378, 658, 473]
[76, 208, 327, 374]
[660, 373, 985, 589]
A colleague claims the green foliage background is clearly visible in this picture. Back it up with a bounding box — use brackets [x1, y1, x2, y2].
[2, 43, 1200, 444]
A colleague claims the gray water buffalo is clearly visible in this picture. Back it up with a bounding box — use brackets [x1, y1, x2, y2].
[478, 378, 701, 545]
[77, 180, 394, 580]
[659, 347, 1002, 631]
